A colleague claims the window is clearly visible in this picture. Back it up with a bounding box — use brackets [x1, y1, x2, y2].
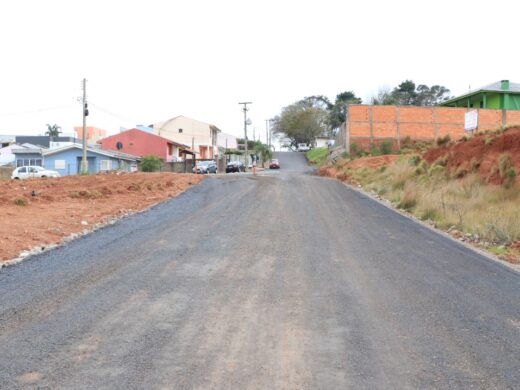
[100, 160, 112, 171]
[480, 101, 484, 108]
[18, 167, 27, 173]
[178, 128, 183, 133]
[16, 158, 42, 167]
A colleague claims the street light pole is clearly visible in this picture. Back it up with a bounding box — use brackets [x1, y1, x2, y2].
[239, 102, 252, 170]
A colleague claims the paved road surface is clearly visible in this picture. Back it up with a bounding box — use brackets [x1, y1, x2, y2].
[1, 152, 519, 389]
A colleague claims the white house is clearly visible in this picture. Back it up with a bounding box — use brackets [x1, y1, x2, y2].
[152, 115, 221, 159]
[217, 133, 238, 150]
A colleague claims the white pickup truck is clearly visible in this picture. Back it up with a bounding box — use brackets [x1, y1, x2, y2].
[297, 143, 310, 152]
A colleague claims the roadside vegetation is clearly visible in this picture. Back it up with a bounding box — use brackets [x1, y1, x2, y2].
[306, 147, 329, 167]
[317, 127, 520, 264]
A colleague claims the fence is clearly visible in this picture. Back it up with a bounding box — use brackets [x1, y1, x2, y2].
[160, 156, 228, 173]
[0, 166, 14, 180]
[345, 104, 520, 151]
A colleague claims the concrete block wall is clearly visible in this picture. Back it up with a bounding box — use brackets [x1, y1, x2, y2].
[346, 105, 520, 152]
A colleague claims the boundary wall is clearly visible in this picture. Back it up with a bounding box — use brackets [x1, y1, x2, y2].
[346, 105, 520, 151]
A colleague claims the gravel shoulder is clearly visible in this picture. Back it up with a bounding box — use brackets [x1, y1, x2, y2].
[0, 172, 204, 262]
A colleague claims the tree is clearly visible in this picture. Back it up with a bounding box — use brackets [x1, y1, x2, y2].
[45, 124, 61, 141]
[140, 155, 162, 172]
[370, 81, 452, 106]
[254, 143, 272, 167]
[392, 80, 417, 105]
[369, 87, 396, 105]
[328, 91, 362, 134]
[271, 101, 328, 149]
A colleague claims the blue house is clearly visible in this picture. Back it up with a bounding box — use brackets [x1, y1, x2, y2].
[12, 144, 139, 176]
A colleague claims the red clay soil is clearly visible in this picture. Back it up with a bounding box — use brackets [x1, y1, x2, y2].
[317, 155, 399, 181]
[423, 127, 520, 184]
[0, 172, 204, 262]
[346, 155, 400, 170]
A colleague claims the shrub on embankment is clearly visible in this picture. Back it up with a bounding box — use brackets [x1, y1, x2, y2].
[318, 127, 520, 262]
[306, 148, 329, 167]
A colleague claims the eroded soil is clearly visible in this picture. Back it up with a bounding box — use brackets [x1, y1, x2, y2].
[0, 172, 204, 262]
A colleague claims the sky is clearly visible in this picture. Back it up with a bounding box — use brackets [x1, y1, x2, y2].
[1, 0, 519, 143]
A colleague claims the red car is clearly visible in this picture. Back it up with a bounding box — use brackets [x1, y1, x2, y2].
[269, 159, 280, 169]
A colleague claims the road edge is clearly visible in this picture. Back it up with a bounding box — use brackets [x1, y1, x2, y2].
[315, 175, 520, 274]
[0, 182, 200, 270]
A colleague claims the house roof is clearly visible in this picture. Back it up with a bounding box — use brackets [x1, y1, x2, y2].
[99, 128, 190, 149]
[13, 145, 137, 161]
[156, 115, 222, 133]
[41, 144, 140, 161]
[442, 80, 520, 106]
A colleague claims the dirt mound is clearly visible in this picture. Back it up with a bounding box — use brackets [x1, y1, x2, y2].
[346, 155, 399, 170]
[423, 127, 520, 184]
[0, 172, 204, 262]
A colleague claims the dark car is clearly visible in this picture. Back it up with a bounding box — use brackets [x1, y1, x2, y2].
[226, 161, 245, 173]
[193, 160, 217, 174]
[269, 159, 280, 169]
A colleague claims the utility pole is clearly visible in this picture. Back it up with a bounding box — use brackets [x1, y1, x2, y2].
[80, 78, 88, 174]
[239, 102, 252, 170]
[265, 119, 269, 146]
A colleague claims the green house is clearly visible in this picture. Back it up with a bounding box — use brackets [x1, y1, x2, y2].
[440, 80, 520, 110]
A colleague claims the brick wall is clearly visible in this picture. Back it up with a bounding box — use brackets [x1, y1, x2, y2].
[346, 105, 520, 151]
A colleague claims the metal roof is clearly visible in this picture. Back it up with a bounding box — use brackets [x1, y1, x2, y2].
[12, 144, 139, 161]
[442, 80, 520, 106]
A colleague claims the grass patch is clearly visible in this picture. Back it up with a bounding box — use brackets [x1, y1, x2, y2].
[344, 160, 520, 246]
[14, 196, 28, 206]
[306, 148, 329, 167]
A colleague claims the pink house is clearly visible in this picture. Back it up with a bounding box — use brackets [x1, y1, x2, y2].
[98, 128, 188, 162]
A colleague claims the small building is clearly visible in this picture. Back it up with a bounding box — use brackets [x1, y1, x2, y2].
[12, 144, 138, 176]
[0, 144, 26, 166]
[314, 136, 334, 148]
[0, 135, 16, 148]
[152, 115, 221, 159]
[74, 126, 108, 144]
[217, 133, 238, 151]
[441, 80, 520, 110]
[15, 135, 79, 148]
[98, 128, 188, 162]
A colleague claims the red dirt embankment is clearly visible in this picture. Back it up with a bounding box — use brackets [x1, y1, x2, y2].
[0, 172, 204, 262]
[423, 127, 520, 184]
[317, 155, 399, 180]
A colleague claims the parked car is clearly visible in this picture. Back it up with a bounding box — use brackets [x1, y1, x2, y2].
[193, 160, 217, 174]
[297, 143, 310, 152]
[11, 166, 61, 179]
[226, 161, 245, 173]
[269, 159, 280, 169]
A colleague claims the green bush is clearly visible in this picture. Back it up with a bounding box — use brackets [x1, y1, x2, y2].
[380, 140, 393, 155]
[140, 155, 162, 172]
[436, 134, 451, 147]
[14, 197, 28, 206]
[341, 151, 350, 159]
[409, 155, 421, 166]
[504, 168, 517, 189]
[305, 147, 329, 167]
[370, 146, 381, 156]
[350, 143, 359, 156]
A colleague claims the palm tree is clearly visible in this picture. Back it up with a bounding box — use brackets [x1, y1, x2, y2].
[45, 124, 61, 142]
[254, 143, 273, 168]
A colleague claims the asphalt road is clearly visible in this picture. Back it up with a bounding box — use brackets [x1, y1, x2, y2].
[1, 152, 519, 389]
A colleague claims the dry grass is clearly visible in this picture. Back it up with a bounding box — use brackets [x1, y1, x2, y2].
[346, 160, 520, 245]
